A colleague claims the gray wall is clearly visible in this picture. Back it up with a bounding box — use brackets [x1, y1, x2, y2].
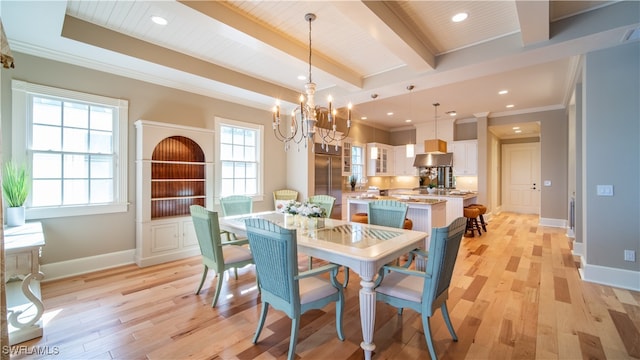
[583, 41, 639, 271]
[488, 109, 569, 219]
[1, 52, 288, 264]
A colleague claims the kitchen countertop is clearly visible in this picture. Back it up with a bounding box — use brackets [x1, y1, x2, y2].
[347, 195, 447, 205]
[390, 189, 477, 200]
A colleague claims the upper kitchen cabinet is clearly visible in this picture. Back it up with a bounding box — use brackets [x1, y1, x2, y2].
[367, 143, 394, 176]
[342, 138, 366, 178]
[451, 140, 477, 176]
[394, 145, 418, 176]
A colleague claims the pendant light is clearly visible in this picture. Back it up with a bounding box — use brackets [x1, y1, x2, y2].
[370, 127, 378, 159]
[425, 102, 447, 154]
[406, 85, 415, 158]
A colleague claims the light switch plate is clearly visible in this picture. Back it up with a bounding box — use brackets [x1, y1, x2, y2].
[596, 185, 614, 196]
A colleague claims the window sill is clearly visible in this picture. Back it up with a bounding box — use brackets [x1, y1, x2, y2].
[26, 203, 129, 220]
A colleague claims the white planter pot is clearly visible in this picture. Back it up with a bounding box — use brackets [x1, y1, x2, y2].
[6, 206, 25, 227]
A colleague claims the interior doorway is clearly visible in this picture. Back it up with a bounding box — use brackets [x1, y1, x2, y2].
[501, 142, 540, 214]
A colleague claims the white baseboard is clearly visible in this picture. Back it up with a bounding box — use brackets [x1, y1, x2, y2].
[41, 249, 136, 282]
[579, 259, 640, 291]
[572, 240, 584, 257]
[135, 248, 201, 268]
[539, 217, 567, 228]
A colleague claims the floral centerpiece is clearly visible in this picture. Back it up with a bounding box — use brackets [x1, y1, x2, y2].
[281, 200, 326, 228]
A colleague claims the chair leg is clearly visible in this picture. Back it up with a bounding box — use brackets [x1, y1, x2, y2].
[422, 315, 438, 360]
[342, 266, 350, 288]
[465, 218, 475, 237]
[252, 302, 269, 344]
[441, 302, 458, 341]
[479, 214, 487, 232]
[336, 288, 345, 341]
[195, 265, 208, 294]
[308, 256, 313, 270]
[211, 272, 222, 307]
[473, 218, 482, 236]
[288, 317, 300, 360]
[233, 267, 238, 280]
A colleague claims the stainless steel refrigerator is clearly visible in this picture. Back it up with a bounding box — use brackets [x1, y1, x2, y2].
[314, 148, 342, 219]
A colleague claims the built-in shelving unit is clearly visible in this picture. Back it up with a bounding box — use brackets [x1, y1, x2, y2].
[135, 120, 214, 267]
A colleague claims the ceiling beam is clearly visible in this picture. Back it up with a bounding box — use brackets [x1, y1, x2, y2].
[60, 15, 299, 102]
[178, 0, 363, 91]
[515, 0, 550, 45]
[360, 0, 436, 71]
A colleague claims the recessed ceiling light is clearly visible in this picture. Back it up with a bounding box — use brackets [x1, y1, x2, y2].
[405, 119, 412, 123]
[512, 126, 520, 130]
[506, 104, 515, 108]
[514, 130, 522, 133]
[446, 111, 457, 116]
[387, 112, 394, 116]
[452, 12, 468, 22]
[151, 16, 168, 26]
[499, 90, 509, 95]
[297, 75, 306, 81]
[361, 116, 367, 120]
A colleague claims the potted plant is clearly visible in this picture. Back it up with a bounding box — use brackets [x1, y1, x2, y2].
[348, 175, 358, 191]
[3, 161, 29, 226]
[427, 182, 437, 194]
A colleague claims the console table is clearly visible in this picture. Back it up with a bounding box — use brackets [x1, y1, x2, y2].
[4, 221, 45, 345]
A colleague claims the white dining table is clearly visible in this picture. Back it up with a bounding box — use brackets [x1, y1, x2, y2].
[219, 211, 429, 360]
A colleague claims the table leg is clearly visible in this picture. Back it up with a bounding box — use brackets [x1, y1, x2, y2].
[359, 277, 376, 360]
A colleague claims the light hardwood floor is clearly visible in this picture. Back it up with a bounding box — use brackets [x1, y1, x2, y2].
[10, 212, 640, 359]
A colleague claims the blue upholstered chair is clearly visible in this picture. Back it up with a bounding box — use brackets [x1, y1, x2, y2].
[189, 205, 254, 307]
[244, 218, 344, 360]
[375, 217, 467, 360]
[220, 195, 253, 241]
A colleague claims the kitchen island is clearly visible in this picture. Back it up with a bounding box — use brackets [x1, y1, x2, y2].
[347, 196, 447, 241]
[390, 189, 478, 225]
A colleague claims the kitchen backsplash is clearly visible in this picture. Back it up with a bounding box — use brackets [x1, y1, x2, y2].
[346, 175, 478, 191]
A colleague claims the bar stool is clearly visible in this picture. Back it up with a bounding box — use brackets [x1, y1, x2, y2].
[468, 204, 487, 232]
[463, 207, 482, 237]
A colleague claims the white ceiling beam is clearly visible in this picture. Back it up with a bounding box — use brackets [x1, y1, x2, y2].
[178, 0, 363, 91]
[515, 0, 550, 45]
[357, 1, 436, 71]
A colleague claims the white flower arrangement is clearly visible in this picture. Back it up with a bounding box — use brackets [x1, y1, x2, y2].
[281, 200, 326, 218]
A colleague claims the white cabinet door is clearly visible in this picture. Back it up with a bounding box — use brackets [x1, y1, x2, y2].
[367, 143, 393, 176]
[394, 145, 417, 176]
[452, 140, 477, 176]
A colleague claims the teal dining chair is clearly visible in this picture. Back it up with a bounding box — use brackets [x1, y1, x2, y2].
[336, 199, 411, 287]
[306, 194, 335, 269]
[189, 205, 254, 307]
[244, 218, 344, 360]
[374, 217, 467, 360]
[220, 195, 253, 241]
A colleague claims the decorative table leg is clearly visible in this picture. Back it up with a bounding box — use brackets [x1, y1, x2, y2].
[7, 271, 45, 329]
[359, 277, 376, 360]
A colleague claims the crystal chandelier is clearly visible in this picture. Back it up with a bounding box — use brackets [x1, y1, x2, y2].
[272, 13, 351, 151]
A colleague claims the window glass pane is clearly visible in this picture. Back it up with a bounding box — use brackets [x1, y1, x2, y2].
[32, 97, 61, 126]
[90, 130, 112, 153]
[234, 179, 246, 194]
[232, 145, 244, 161]
[63, 128, 89, 152]
[245, 130, 256, 146]
[220, 179, 233, 196]
[220, 144, 233, 161]
[64, 102, 89, 128]
[232, 128, 245, 145]
[90, 106, 113, 131]
[32, 125, 61, 151]
[246, 163, 257, 178]
[32, 179, 61, 206]
[234, 162, 246, 178]
[221, 161, 234, 178]
[63, 179, 88, 205]
[90, 179, 112, 203]
[220, 126, 233, 144]
[90, 156, 113, 178]
[33, 153, 62, 178]
[64, 154, 88, 178]
[245, 145, 256, 162]
[246, 179, 257, 194]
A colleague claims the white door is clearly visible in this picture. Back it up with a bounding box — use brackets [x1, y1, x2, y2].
[502, 143, 540, 214]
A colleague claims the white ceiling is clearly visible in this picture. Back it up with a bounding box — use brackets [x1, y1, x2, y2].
[2, 0, 638, 138]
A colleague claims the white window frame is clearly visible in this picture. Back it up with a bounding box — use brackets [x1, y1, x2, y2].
[214, 116, 264, 203]
[351, 143, 365, 183]
[11, 80, 128, 219]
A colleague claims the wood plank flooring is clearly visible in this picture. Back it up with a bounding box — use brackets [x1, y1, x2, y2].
[8, 212, 640, 359]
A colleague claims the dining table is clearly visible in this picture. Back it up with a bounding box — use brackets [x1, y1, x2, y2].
[219, 211, 429, 360]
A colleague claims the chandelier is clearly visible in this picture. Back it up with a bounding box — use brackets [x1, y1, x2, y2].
[272, 13, 352, 151]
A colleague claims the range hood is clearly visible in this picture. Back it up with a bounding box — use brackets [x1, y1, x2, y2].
[413, 153, 453, 167]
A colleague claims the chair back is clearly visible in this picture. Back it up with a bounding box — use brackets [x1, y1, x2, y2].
[423, 217, 467, 310]
[220, 195, 253, 216]
[308, 195, 335, 218]
[368, 200, 409, 228]
[190, 205, 224, 268]
[244, 218, 300, 315]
